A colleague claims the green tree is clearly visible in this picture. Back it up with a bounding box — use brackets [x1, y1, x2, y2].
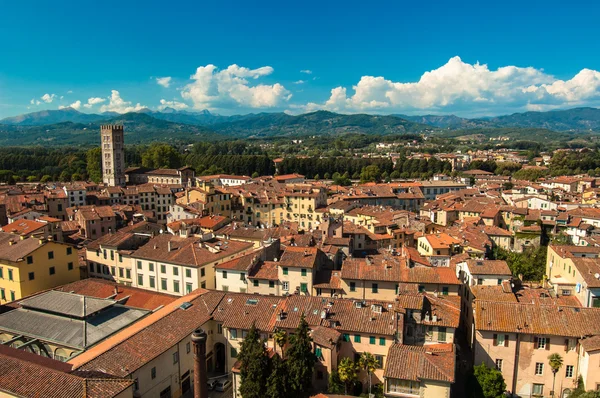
[40, 175, 52, 183]
[324, 172, 331, 179]
[252, 171, 260, 178]
[86, 147, 103, 183]
[472, 363, 506, 398]
[59, 170, 72, 182]
[238, 323, 270, 398]
[360, 165, 381, 183]
[338, 357, 358, 394]
[141, 143, 182, 169]
[548, 353, 563, 397]
[266, 353, 288, 398]
[26, 176, 37, 183]
[273, 329, 288, 358]
[314, 174, 320, 180]
[285, 313, 316, 398]
[359, 352, 378, 397]
[328, 370, 345, 394]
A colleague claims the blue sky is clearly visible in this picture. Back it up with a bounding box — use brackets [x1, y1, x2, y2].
[1, 0, 599, 118]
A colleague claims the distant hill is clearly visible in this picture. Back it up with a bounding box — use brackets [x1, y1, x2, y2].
[0, 108, 106, 126]
[481, 107, 600, 131]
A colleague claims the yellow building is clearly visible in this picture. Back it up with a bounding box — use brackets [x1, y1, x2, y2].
[0, 232, 79, 304]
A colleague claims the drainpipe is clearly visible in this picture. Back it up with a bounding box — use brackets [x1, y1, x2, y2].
[511, 334, 521, 397]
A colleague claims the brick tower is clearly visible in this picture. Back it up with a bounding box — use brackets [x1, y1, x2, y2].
[100, 125, 126, 187]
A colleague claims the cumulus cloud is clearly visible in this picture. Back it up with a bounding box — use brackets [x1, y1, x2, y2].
[303, 56, 600, 115]
[158, 99, 188, 110]
[58, 100, 82, 110]
[294, 80, 306, 85]
[181, 64, 291, 111]
[300, 69, 312, 74]
[83, 97, 106, 109]
[30, 99, 41, 106]
[99, 90, 146, 113]
[41, 93, 56, 103]
[156, 76, 172, 88]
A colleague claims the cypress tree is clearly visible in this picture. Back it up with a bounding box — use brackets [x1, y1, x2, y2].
[286, 313, 316, 398]
[266, 353, 288, 398]
[238, 323, 270, 398]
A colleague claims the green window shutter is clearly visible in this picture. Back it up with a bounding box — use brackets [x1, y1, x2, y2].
[370, 336, 376, 344]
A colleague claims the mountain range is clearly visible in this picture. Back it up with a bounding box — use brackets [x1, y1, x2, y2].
[0, 106, 599, 146]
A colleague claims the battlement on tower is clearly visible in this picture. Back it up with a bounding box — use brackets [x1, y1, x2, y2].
[101, 124, 124, 132]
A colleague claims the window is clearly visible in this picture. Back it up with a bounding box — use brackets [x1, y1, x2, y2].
[218, 324, 223, 334]
[566, 365, 574, 378]
[89, 263, 95, 273]
[186, 269, 192, 278]
[111, 266, 116, 276]
[535, 337, 548, 349]
[173, 351, 179, 364]
[48, 251, 54, 260]
[387, 379, 420, 395]
[418, 285, 425, 293]
[161, 264, 166, 273]
[28, 272, 35, 281]
[269, 281, 275, 288]
[137, 261, 142, 270]
[282, 281, 289, 291]
[438, 327, 447, 342]
[222, 271, 228, 279]
[350, 282, 356, 292]
[495, 359, 503, 371]
[151, 367, 156, 379]
[174, 281, 180, 293]
[253, 280, 259, 287]
[230, 347, 238, 358]
[186, 342, 191, 354]
[375, 355, 383, 368]
[494, 334, 508, 347]
[535, 362, 544, 375]
[379, 337, 385, 346]
[119, 254, 122, 263]
[10, 291, 15, 301]
[230, 329, 238, 339]
[354, 335, 361, 343]
[498, 279, 502, 285]
[126, 269, 131, 279]
[300, 283, 308, 293]
[173, 267, 179, 276]
[186, 283, 193, 294]
[301, 268, 307, 277]
[0, 289, 4, 300]
[8, 269, 13, 281]
[161, 279, 168, 291]
[372, 283, 378, 293]
[137, 275, 143, 286]
[149, 276, 155, 288]
[442, 287, 449, 295]
[49, 267, 55, 275]
[342, 334, 350, 342]
[26, 256, 33, 264]
[369, 336, 376, 344]
[283, 267, 288, 275]
[532, 384, 543, 396]
[68, 262, 73, 270]
[200, 268, 205, 277]
[148, 263, 154, 272]
[240, 273, 245, 281]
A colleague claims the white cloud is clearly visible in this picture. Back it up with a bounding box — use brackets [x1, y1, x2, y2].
[41, 93, 56, 103]
[59, 100, 82, 110]
[181, 64, 291, 111]
[67, 90, 73, 94]
[300, 69, 312, 74]
[30, 98, 41, 106]
[294, 80, 306, 85]
[302, 56, 600, 115]
[158, 99, 188, 110]
[156, 76, 172, 88]
[99, 90, 146, 113]
[83, 97, 107, 109]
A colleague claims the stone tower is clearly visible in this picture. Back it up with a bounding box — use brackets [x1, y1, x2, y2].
[101, 125, 126, 187]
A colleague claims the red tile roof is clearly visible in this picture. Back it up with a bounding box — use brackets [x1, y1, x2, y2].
[384, 343, 455, 383]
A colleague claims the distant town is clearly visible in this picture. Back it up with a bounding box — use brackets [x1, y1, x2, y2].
[0, 121, 600, 398]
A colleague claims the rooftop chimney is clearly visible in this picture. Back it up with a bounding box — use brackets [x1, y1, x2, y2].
[191, 328, 208, 398]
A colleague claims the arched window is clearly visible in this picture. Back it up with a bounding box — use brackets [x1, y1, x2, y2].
[54, 348, 69, 362]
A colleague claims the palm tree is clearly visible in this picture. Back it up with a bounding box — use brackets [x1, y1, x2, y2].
[273, 329, 287, 358]
[359, 352, 378, 397]
[338, 357, 358, 394]
[548, 353, 564, 397]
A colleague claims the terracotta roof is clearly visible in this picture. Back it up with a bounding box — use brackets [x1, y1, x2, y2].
[279, 246, 322, 269]
[384, 343, 455, 383]
[580, 335, 600, 353]
[1, 219, 46, 235]
[475, 301, 600, 337]
[311, 326, 341, 347]
[471, 285, 518, 303]
[464, 259, 512, 276]
[0, 345, 132, 398]
[212, 293, 282, 332]
[313, 269, 343, 290]
[0, 232, 49, 262]
[247, 261, 279, 280]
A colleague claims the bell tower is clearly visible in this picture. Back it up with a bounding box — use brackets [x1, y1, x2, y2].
[100, 125, 126, 187]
